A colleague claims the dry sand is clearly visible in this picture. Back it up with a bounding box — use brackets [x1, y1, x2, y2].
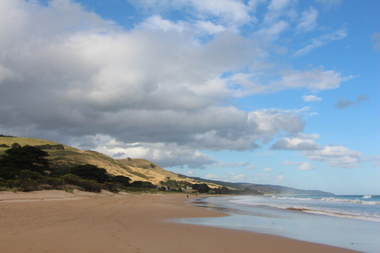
[0, 190, 358, 253]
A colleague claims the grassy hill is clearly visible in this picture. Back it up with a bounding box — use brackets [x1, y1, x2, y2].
[0, 136, 199, 186]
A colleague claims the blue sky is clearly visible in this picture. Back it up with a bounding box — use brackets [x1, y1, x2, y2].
[0, 0, 379, 194]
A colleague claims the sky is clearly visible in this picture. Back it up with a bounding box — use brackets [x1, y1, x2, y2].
[0, 0, 379, 195]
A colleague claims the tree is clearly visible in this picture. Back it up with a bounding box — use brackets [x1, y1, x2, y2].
[193, 183, 210, 193]
[0, 145, 50, 179]
[69, 164, 109, 183]
[130, 181, 156, 189]
[111, 175, 131, 186]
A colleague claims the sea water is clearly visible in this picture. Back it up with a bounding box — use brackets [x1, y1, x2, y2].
[172, 195, 380, 252]
[231, 195, 380, 222]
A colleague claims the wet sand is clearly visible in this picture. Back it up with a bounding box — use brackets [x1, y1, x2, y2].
[0, 190, 359, 253]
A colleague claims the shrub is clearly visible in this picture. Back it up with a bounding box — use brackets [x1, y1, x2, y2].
[61, 174, 102, 192]
[103, 182, 119, 193]
[130, 181, 156, 189]
[111, 175, 131, 186]
[80, 180, 102, 193]
[6, 179, 21, 189]
[46, 177, 65, 189]
[61, 174, 82, 185]
[70, 164, 110, 183]
[18, 170, 42, 180]
[20, 178, 39, 192]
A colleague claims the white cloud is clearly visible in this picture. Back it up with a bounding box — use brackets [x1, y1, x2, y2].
[230, 68, 347, 96]
[0, 0, 353, 170]
[264, 168, 273, 172]
[268, 0, 294, 12]
[297, 133, 320, 139]
[295, 29, 347, 56]
[212, 162, 251, 168]
[195, 20, 226, 34]
[303, 145, 363, 168]
[283, 161, 315, 170]
[206, 173, 246, 182]
[298, 162, 314, 171]
[248, 109, 304, 137]
[189, 0, 253, 28]
[255, 20, 289, 39]
[303, 95, 322, 102]
[71, 135, 216, 169]
[296, 7, 318, 32]
[184, 170, 195, 176]
[128, 0, 254, 30]
[142, 15, 187, 32]
[271, 137, 322, 150]
[279, 68, 344, 90]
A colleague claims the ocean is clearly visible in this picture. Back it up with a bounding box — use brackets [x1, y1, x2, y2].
[172, 195, 380, 252]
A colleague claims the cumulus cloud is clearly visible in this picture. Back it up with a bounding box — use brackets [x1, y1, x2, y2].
[0, 0, 350, 169]
[264, 168, 273, 172]
[271, 137, 322, 150]
[303, 145, 363, 168]
[69, 135, 215, 169]
[303, 95, 322, 102]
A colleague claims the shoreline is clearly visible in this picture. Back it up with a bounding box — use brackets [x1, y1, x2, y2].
[0, 190, 359, 253]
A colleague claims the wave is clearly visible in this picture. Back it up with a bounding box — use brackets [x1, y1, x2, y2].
[285, 207, 380, 223]
[320, 197, 380, 205]
[232, 200, 380, 222]
[363, 195, 372, 199]
[229, 196, 380, 223]
[271, 196, 313, 201]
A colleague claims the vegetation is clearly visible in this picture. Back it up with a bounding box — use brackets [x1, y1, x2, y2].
[0, 144, 157, 193]
[0, 145, 50, 179]
[0, 137, 269, 195]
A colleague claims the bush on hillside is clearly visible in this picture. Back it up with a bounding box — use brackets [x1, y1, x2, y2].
[111, 175, 131, 187]
[70, 164, 110, 183]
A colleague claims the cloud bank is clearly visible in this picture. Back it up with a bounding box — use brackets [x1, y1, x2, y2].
[0, 0, 355, 170]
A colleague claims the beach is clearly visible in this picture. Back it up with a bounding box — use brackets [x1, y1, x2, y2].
[0, 191, 358, 253]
